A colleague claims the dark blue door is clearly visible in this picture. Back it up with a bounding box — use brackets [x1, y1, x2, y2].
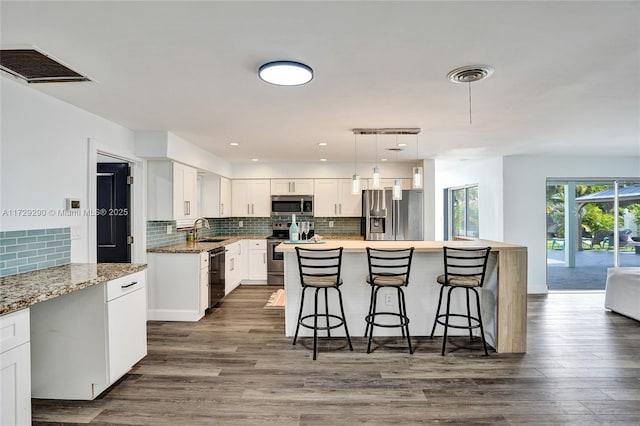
[97, 162, 131, 263]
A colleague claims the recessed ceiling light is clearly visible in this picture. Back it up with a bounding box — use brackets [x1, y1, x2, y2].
[258, 60, 313, 86]
[317, 142, 328, 146]
[229, 142, 239, 146]
[251, 158, 259, 162]
[320, 158, 327, 162]
[380, 158, 388, 162]
[397, 143, 407, 147]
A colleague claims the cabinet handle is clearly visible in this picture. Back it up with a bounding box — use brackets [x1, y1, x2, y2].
[220, 203, 224, 215]
[339, 204, 342, 214]
[334, 204, 337, 214]
[184, 201, 189, 215]
[252, 204, 255, 214]
[263, 253, 266, 264]
[121, 281, 137, 289]
[292, 182, 296, 193]
[247, 204, 250, 214]
[289, 182, 292, 193]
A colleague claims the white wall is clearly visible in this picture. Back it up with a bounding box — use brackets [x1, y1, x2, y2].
[434, 157, 504, 241]
[0, 76, 139, 262]
[503, 155, 640, 294]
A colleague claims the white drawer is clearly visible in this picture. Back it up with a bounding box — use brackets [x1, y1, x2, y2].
[248, 239, 266, 250]
[106, 270, 146, 302]
[0, 308, 30, 353]
[200, 252, 209, 269]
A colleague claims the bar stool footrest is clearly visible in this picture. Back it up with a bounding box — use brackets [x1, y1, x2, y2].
[299, 313, 347, 331]
[365, 312, 410, 328]
[435, 313, 482, 330]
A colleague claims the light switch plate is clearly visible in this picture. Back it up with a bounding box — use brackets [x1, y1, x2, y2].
[238, 220, 243, 228]
[70, 226, 81, 240]
[329, 221, 334, 228]
[166, 225, 172, 234]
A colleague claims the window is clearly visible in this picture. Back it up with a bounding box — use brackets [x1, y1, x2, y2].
[447, 185, 479, 239]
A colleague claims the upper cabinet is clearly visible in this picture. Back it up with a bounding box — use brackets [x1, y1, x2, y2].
[231, 180, 271, 217]
[367, 178, 412, 191]
[219, 177, 232, 217]
[271, 179, 314, 195]
[314, 179, 368, 217]
[148, 161, 198, 220]
[200, 174, 232, 218]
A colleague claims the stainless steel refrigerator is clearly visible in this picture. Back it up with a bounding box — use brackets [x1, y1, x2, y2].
[362, 189, 424, 241]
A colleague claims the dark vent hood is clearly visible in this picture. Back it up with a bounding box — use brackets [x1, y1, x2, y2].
[0, 49, 90, 83]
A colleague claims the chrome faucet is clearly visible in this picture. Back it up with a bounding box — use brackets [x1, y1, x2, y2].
[193, 217, 211, 241]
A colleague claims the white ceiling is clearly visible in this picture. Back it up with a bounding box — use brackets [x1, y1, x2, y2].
[2, 1, 639, 164]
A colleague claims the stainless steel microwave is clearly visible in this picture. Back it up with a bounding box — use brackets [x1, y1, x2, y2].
[271, 195, 313, 217]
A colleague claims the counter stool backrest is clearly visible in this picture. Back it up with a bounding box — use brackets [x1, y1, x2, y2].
[442, 247, 491, 287]
[366, 247, 414, 286]
[296, 247, 343, 287]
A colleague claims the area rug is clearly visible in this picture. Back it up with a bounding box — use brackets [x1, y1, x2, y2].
[265, 289, 285, 308]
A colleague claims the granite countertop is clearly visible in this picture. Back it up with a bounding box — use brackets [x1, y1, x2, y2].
[0, 263, 147, 315]
[147, 235, 271, 253]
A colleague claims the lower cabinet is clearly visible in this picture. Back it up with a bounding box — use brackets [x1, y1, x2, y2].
[0, 309, 31, 426]
[225, 241, 244, 294]
[30, 270, 147, 400]
[147, 252, 209, 321]
[246, 239, 267, 282]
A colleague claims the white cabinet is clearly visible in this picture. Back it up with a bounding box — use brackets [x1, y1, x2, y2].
[106, 272, 147, 384]
[1, 309, 31, 426]
[200, 175, 232, 218]
[147, 252, 209, 321]
[314, 179, 368, 217]
[31, 270, 147, 400]
[225, 241, 244, 294]
[271, 179, 314, 195]
[220, 176, 232, 217]
[367, 178, 412, 191]
[245, 239, 267, 282]
[148, 161, 198, 220]
[232, 180, 271, 217]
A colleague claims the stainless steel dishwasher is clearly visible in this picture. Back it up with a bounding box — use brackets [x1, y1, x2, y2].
[209, 247, 226, 308]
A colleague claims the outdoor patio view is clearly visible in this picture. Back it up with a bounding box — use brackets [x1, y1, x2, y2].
[546, 181, 640, 290]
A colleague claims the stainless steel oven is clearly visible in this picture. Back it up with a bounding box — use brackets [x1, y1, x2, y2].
[267, 222, 314, 284]
[271, 195, 313, 217]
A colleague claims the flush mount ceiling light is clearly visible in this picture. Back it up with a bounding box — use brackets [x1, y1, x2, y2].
[229, 142, 239, 146]
[258, 60, 313, 86]
[317, 142, 328, 146]
[447, 64, 494, 125]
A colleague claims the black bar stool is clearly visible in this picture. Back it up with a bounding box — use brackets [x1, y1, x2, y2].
[430, 246, 492, 356]
[292, 247, 353, 360]
[364, 247, 415, 354]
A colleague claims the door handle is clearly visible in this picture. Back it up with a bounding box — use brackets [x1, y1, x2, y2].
[121, 281, 138, 289]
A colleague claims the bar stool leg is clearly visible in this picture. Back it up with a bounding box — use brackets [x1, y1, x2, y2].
[324, 287, 331, 338]
[293, 286, 307, 345]
[367, 286, 381, 354]
[336, 288, 353, 351]
[466, 288, 473, 340]
[430, 285, 446, 338]
[441, 287, 454, 356]
[313, 288, 320, 360]
[398, 288, 413, 354]
[365, 285, 376, 338]
[397, 288, 406, 338]
[473, 288, 489, 356]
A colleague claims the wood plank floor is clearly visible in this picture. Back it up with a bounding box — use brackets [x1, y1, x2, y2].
[33, 285, 640, 425]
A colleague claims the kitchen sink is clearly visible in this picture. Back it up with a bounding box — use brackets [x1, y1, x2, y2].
[197, 238, 228, 243]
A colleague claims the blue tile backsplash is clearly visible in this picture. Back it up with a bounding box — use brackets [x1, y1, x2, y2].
[0, 227, 71, 277]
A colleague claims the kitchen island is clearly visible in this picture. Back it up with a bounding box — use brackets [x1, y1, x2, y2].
[276, 239, 527, 353]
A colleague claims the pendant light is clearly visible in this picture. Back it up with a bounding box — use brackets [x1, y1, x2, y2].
[412, 133, 423, 189]
[351, 133, 360, 194]
[372, 133, 381, 189]
[392, 135, 402, 200]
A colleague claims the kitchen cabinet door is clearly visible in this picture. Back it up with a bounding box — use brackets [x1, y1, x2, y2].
[0, 309, 31, 426]
[199, 252, 210, 315]
[337, 179, 367, 217]
[313, 179, 339, 217]
[367, 178, 412, 191]
[220, 176, 232, 217]
[246, 239, 267, 281]
[147, 161, 198, 220]
[231, 180, 270, 217]
[271, 179, 314, 195]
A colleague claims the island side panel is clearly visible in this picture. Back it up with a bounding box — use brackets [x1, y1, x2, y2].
[496, 248, 528, 353]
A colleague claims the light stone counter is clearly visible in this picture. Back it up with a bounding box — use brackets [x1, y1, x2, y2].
[0, 263, 147, 315]
[146, 235, 270, 254]
[277, 239, 527, 353]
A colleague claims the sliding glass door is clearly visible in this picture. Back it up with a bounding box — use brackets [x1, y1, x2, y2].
[546, 179, 640, 290]
[447, 185, 479, 239]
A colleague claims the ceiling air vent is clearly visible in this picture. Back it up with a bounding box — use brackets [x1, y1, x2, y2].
[0, 49, 90, 83]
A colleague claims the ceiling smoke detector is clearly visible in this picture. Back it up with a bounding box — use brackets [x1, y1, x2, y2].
[447, 65, 494, 84]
